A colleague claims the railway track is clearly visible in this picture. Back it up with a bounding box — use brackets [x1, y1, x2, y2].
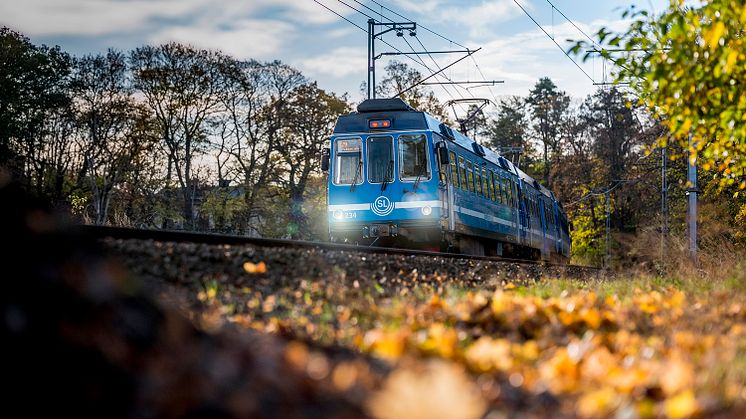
[76, 224, 600, 273]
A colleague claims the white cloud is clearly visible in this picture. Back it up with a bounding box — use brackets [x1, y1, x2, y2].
[394, 0, 447, 15]
[0, 0, 205, 36]
[0, 0, 352, 37]
[297, 47, 365, 78]
[150, 19, 294, 59]
[439, 0, 524, 39]
[428, 18, 629, 101]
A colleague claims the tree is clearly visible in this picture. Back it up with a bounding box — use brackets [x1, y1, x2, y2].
[459, 104, 489, 141]
[131, 43, 227, 228]
[484, 96, 531, 165]
[526, 77, 570, 186]
[279, 82, 349, 239]
[0, 27, 73, 194]
[215, 59, 305, 235]
[72, 50, 156, 224]
[572, 1, 746, 189]
[375, 60, 449, 121]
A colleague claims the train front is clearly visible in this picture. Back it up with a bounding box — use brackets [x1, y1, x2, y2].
[322, 99, 445, 249]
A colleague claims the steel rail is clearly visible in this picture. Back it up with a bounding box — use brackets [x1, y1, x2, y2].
[76, 225, 600, 272]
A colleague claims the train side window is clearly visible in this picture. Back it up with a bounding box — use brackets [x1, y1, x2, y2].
[509, 180, 515, 206]
[482, 168, 489, 199]
[449, 152, 458, 186]
[476, 167, 483, 196]
[458, 156, 467, 190]
[494, 176, 501, 204]
[466, 161, 474, 192]
[488, 171, 496, 202]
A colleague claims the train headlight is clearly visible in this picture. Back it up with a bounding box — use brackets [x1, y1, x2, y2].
[333, 210, 343, 220]
[421, 206, 432, 216]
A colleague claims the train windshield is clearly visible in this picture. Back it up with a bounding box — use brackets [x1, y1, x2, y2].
[399, 134, 430, 181]
[333, 137, 363, 185]
[367, 136, 394, 183]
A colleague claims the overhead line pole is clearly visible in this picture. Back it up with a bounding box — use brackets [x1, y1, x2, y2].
[351, 0, 464, 106]
[687, 133, 698, 264]
[367, 19, 417, 99]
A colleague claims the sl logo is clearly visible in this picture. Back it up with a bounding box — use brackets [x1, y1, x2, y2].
[371, 195, 394, 216]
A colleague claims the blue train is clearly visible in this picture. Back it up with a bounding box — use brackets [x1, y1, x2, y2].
[321, 98, 571, 262]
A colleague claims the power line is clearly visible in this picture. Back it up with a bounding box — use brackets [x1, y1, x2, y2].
[336, 0, 375, 20]
[397, 48, 481, 97]
[400, 32, 466, 111]
[359, 0, 497, 119]
[369, 0, 499, 104]
[348, 0, 464, 104]
[341, 0, 466, 111]
[316, 0, 491, 119]
[469, 55, 501, 106]
[312, 0, 366, 31]
[316, 0, 456, 94]
[511, 0, 595, 83]
[544, 0, 600, 49]
[367, 0, 468, 49]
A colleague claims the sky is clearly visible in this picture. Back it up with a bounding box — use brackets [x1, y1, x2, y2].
[1, 0, 671, 110]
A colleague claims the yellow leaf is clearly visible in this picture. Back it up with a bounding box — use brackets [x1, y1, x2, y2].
[367, 360, 487, 419]
[243, 261, 267, 274]
[581, 308, 601, 329]
[706, 21, 725, 50]
[725, 50, 738, 73]
[464, 337, 512, 372]
[664, 390, 698, 419]
[578, 387, 618, 418]
[365, 329, 406, 360]
[680, 118, 692, 134]
[660, 354, 694, 395]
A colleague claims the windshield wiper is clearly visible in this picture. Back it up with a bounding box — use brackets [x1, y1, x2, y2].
[413, 163, 426, 191]
[349, 155, 362, 192]
[381, 159, 393, 191]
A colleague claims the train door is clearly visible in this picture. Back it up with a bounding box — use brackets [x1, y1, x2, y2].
[517, 181, 529, 246]
[552, 202, 562, 255]
[539, 199, 549, 260]
[434, 137, 455, 232]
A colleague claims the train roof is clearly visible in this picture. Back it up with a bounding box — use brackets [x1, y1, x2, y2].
[334, 99, 556, 200]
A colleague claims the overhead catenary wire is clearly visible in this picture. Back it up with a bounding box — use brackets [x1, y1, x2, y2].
[545, 0, 600, 49]
[511, 0, 595, 83]
[400, 34, 470, 113]
[342, 0, 469, 113]
[367, 0, 469, 49]
[348, 0, 465, 101]
[539, 0, 641, 83]
[315, 0, 462, 101]
[316, 0, 497, 120]
[366, 0, 500, 106]
[331, 0, 459, 100]
[312, 0, 366, 31]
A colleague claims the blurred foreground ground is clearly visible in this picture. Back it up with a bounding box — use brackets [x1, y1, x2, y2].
[4, 179, 746, 418]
